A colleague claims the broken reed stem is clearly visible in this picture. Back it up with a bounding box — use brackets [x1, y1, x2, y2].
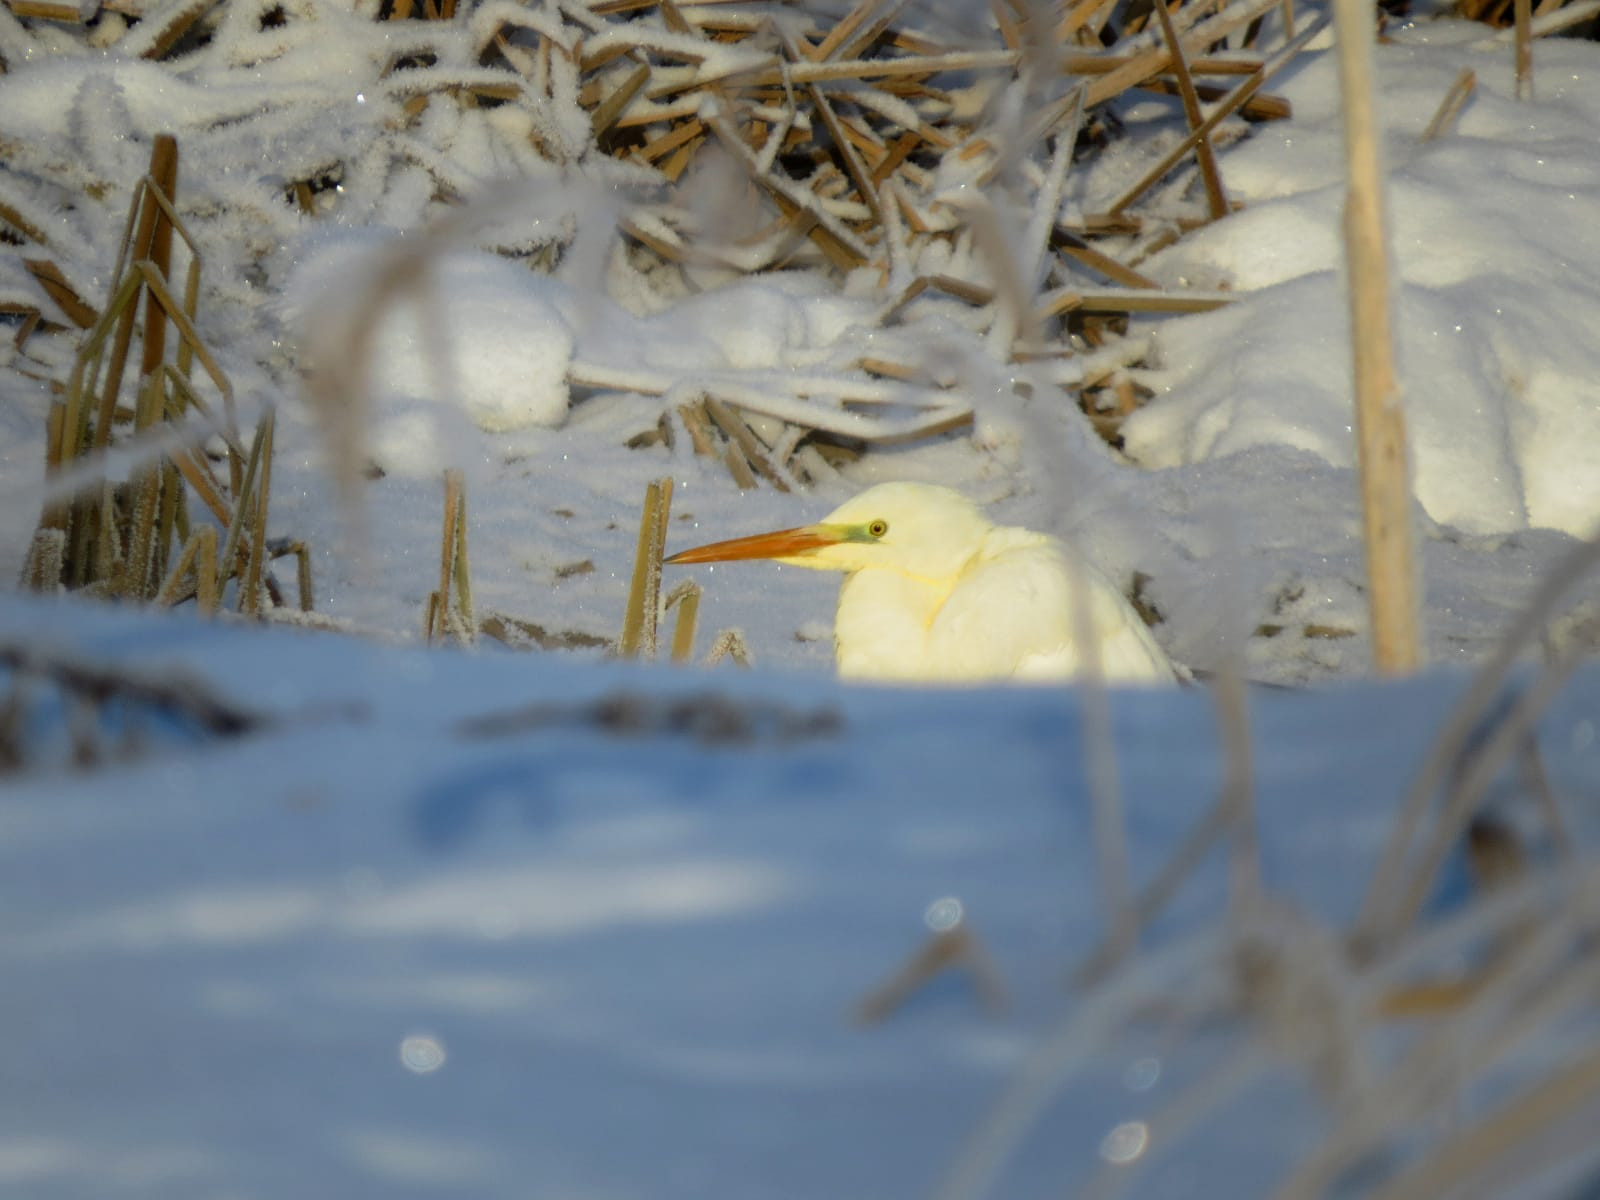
[1333, 0, 1419, 675]
[619, 476, 673, 658]
[433, 470, 460, 642]
[591, 61, 651, 138]
[676, 400, 718, 457]
[93, 478, 118, 586]
[703, 628, 751, 667]
[19, 528, 66, 592]
[1108, 16, 1327, 217]
[242, 407, 274, 617]
[664, 579, 701, 664]
[1154, 0, 1229, 222]
[153, 434, 183, 593]
[285, 540, 315, 613]
[118, 376, 164, 601]
[702, 397, 791, 492]
[216, 416, 266, 609]
[1514, 0, 1533, 99]
[1422, 69, 1476, 141]
[855, 926, 1007, 1024]
[426, 470, 472, 645]
[96, 139, 176, 453]
[7, 0, 87, 18]
[155, 525, 219, 614]
[138, 136, 180, 382]
[451, 482, 473, 641]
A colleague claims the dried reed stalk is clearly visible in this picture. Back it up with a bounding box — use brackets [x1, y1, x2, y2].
[1050, 229, 1161, 289]
[18, 528, 66, 591]
[1333, 0, 1419, 674]
[1422, 68, 1476, 141]
[131, 0, 223, 59]
[702, 396, 791, 491]
[1513, 0, 1533, 98]
[1154, 0, 1229, 222]
[98, 135, 178, 450]
[31, 135, 254, 604]
[424, 469, 473, 645]
[702, 628, 751, 666]
[664, 579, 700, 663]
[619, 476, 673, 658]
[549, 0, 1324, 473]
[1108, 15, 1327, 216]
[155, 524, 219, 614]
[856, 925, 1007, 1024]
[214, 409, 272, 614]
[24, 138, 300, 620]
[5, 0, 84, 19]
[241, 406, 274, 617]
[570, 360, 973, 445]
[22, 259, 97, 328]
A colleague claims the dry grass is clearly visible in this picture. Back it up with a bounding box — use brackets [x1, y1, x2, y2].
[618, 474, 674, 658]
[16, 134, 312, 618]
[544, 0, 1320, 482]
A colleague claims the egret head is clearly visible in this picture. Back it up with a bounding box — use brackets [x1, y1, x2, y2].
[665, 481, 994, 582]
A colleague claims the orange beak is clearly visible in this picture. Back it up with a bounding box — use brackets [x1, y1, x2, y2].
[664, 524, 846, 565]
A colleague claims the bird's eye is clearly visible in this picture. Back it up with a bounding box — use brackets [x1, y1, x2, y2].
[867, 519, 889, 538]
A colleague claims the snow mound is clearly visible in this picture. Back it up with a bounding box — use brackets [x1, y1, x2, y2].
[1126, 33, 1600, 541]
[284, 234, 576, 445]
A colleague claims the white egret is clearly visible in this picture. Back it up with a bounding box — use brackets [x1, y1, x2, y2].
[665, 481, 1178, 684]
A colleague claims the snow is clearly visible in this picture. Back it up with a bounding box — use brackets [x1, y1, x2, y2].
[6, 0, 1600, 1194]
[3, 591, 1599, 1198]
[284, 235, 577, 451]
[1125, 31, 1600, 540]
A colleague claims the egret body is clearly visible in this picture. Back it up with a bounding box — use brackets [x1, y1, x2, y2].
[665, 481, 1177, 684]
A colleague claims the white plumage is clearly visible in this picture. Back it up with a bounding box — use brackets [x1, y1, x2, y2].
[666, 481, 1178, 685]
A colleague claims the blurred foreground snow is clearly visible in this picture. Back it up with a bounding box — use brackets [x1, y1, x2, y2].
[3, 593, 1600, 1198]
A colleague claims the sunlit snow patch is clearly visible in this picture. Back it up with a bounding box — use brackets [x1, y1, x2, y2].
[283, 233, 576, 472]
